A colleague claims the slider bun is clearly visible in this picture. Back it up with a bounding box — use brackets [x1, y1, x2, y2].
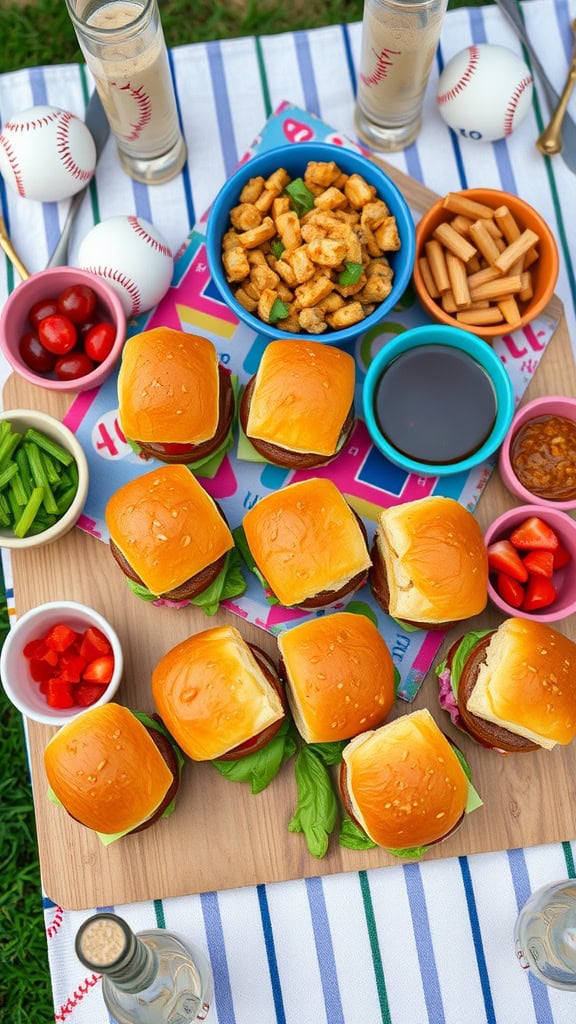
[243, 478, 371, 607]
[105, 465, 233, 596]
[118, 328, 220, 445]
[152, 625, 285, 760]
[374, 496, 488, 624]
[44, 703, 175, 834]
[465, 617, 576, 750]
[245, 339, 355, 458]
[342, 709, 469, 849]
[278, 612, 395, 743]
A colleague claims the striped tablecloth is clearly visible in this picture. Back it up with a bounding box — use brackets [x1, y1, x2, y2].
[2, 2, 576, 1021]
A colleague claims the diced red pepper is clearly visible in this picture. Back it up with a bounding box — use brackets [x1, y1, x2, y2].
[29, 657, 54, 683]
[23, 621, 114, 711]
[46, 679, 75, 709]
[23, 638, 49, 659]
[79, 626, 112, 662]
[44, 623, 81, 653]
[73, 682, 108, 707]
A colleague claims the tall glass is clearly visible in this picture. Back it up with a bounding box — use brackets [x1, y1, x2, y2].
[65, 0, 187, 184]
[514, 880, 576, 990]
[354, 0, 448, 152]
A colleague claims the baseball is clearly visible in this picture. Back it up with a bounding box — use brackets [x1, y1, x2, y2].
[0, 105, 97, 203]
[78, 215, 174, 318]
[437, 44, 533, 142]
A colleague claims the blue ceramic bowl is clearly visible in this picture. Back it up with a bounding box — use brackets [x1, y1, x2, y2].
[205, 141, 415, 344]
[362, 324, 515, 477]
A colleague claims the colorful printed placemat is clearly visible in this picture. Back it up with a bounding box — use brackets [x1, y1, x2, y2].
[64, 103, 559, 701]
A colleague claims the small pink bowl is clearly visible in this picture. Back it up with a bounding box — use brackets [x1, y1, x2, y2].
[499, 395, 576, 511]
[0, 266, 126, 394]
[484, 504, 576, 623]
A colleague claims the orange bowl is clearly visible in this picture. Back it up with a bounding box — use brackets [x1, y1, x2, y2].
[413, 188, 559, 339]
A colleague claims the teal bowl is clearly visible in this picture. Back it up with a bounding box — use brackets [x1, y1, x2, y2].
[362, 324, 515, 477]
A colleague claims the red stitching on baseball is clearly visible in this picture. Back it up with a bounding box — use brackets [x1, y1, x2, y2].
[4, 111, 60, 133]
[503, 74, 533, 135]
[127, 215, 173, 258]
[437, 45, 480, 105]
[0, 135, 25, 196]
[56, 111, 93, 182]
[113, 82, 152, 141]
[46, 905, 64, 939]
[83, 263, 142, 315]
[54, 974, 101, 1021]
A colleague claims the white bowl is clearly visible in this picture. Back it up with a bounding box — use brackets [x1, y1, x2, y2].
[1, 600, 123, 726]
[0, 408, 88, 550]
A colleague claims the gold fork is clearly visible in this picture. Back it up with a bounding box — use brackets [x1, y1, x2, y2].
[0, 215, 30, 280]
[536, 18, 576, 156]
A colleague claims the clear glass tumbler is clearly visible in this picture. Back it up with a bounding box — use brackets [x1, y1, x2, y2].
[514, 879, 576, 990]
[65, 0, 187, 184]
[354, 0, 448, 152]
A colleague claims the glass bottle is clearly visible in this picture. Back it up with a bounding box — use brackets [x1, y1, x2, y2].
[514, 879, 576, 990]
[75, 912, 213, 1023]
[354, 0, 448, 152]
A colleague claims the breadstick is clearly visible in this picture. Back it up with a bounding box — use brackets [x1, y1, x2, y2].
[433, 222, 477, 263]
[494, 228, 540, 275]
[494, 205, 521, 243]
[418, 256, 440, 298]
[468, 220, 501, 267]
[442, 193, 495, 220]
[441, 288, 458, 313]
[446, 251, 471, 307]
[456, 307, 504, 325]
[469, 274, 523, 302]
[425, 239, 450, 292]
[498, 295, 522, 327]
[466, 265, 500, 290]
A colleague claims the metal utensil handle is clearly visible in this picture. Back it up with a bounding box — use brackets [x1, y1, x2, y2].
[46, 188, 85, 268]
[537, 58, 576, 155]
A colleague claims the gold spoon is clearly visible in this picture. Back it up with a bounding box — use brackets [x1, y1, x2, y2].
[0, 215, 30, 280]
[536, 19, 576, 156]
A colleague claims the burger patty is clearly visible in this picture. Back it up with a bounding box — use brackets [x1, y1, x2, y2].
[455, 635, 539, 753]
[298, 510, 370, 609]
[136, 365, 234, 464]
[109, 538, 228, 601]
[130, 717, 181, 833]
[239, 374, 354, 469]
[368, 538, 460, 630]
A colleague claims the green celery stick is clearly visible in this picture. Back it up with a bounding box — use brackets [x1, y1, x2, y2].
[40, 450, 61, 486]
[0, 501, 10, 527]
[0, 430, 22, 468]
[14, 449, 33, 499]
[0, 491, 10, 517]
[8, 471, 27, 506]
[6, 487, 20, 525]
[0, 462, 19, 489]
[14, 487, 45, 537]
[56, 484, 78, 515]
[24, 442, 58, 515]
[23, 428, 74, 466]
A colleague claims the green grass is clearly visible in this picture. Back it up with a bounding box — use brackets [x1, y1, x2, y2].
[0, 0, 492, 1019]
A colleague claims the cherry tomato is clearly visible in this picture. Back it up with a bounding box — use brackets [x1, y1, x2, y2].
[38, 314, 77, 355]
[84, 322, 116, 363]
[18, 331, 56, 373]
[28, 297, 58, 331]
[54, 352, 95, 381]
[57, 284, 97, 324]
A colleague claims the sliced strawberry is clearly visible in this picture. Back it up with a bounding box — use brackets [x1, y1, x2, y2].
[487, 539, 529, 582]
[522, 549, 555, 579]
[73, 682, 108, 707]
[510, 516, 559, 551]
[82, 654, 114, 685]
[79, 626, 112, 662]
[44, 623, 81, 653]
[522, 574, 557, 612]
[46, 679, 75, 709]
[494, 572, 525, 608]
[553, 543, 572, 570]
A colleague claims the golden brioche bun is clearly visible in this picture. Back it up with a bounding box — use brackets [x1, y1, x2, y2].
[242, 478, 371, 607]
[342, 709, 469, 849]
[44, 704, 175, 834]
[151, 625, 285, 760]
[105, 465, 233, 596]
[117, 328, 220, 445]
[278, 612, 395, 743]
[465, 617, 576, 750]
[374, 496, 488, 624]
[246, 339, 355, 456]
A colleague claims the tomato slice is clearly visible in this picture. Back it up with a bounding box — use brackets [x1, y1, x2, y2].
[82, 655, 115, 684]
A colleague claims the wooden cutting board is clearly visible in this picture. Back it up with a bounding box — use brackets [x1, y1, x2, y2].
[5, 160, 576, 910]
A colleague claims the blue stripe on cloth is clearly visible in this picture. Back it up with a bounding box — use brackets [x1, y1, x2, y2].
[257, 883, 287, 1024]
[131, 180, 153, 222]
[207, 40, 238, 177]
[507, 848, 555, 1023]
[168, 47, 195, 230]
[403, 862, 446, 1024]
[469, 8, 518, 194]
[458, 856, 496, 1024]
[294, 32, 320, 118]
[200, 890, 237, 1024]
[435, 47, 468, 189]
[340, 24, 357, 97]
[305, 876, 344, 1024]
[29, 67, 61, 255]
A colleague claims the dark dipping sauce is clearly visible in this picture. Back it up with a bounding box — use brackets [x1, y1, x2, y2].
[374, 344, 497, 466]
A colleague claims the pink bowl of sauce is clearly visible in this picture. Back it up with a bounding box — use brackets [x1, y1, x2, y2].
[499, 396, 576, 511]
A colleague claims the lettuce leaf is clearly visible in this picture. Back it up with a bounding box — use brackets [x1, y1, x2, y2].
[212, 719, 298, 794]
[125, 547, 246, 615]
[232, 524, 280, 604]
[339, 815, 377, 850]
[288, 744, 339, 858]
